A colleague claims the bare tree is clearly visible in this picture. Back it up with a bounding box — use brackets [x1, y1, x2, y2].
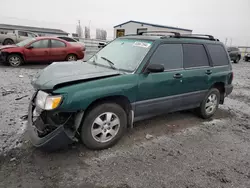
[76, 20, 83, 38]
[96, 29, 107, 40]
[84, 26, 90, 39]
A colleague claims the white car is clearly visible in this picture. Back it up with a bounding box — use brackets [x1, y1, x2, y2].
[56, 36, 85, 48]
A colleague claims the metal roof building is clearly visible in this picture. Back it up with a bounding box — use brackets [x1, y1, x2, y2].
[0, 24, 68, 36]
[114, 20, 192, 38]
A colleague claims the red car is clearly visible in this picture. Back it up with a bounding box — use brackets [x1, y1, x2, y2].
[0, 37, 85, 67]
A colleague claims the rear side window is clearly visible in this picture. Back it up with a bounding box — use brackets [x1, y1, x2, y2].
[150, 44, 183, 70]
[207, 44, 229, 66]
[51, 40, 66, 48]
[183, 44, 209, 68]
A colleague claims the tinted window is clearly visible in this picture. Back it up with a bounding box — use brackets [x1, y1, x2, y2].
[207, 44, 229, 66]
[30, 40, 49, 48]
[51, 40, 66, 48]
[150, 44, 183, 70]
[18, 31, 28, 37]
[58, 37, 76, 42]
[183, 44, 209, 68]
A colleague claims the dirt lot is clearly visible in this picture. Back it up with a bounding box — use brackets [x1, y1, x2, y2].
[0, 60, 250, 188]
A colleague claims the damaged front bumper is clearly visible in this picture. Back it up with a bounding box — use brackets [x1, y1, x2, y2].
[28, 92, 84, 151]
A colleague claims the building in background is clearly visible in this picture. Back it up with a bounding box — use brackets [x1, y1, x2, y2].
[114, 20, 192, 38]
[0, 24, 68, 36]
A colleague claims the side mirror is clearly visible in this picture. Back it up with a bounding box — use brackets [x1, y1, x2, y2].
[26, 46, 33, 49]
[146, 64, 164, 73]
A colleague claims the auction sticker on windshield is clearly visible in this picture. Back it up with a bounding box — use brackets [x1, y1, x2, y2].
[133, 41, 151, 48]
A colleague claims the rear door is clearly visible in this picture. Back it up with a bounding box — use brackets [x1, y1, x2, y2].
[49, 39, 68, 61]
[136, 43, 184, 118]
[180, 44, 212, 108]
[24, 39, 50, 62]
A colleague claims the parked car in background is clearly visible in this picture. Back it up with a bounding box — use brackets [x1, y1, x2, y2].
[56, 36, 85, 48]
[28, 33, 233, 151]
[227, 47, 241, 63]
[244, 53, 250, 62]
[0, 30, 39, 45]
[0, 37, 85, 67]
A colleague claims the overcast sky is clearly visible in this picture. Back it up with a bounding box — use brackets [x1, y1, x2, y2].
[0, 0, 249, 46]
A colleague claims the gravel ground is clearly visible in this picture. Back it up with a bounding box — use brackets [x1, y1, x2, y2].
[0, 60, 250, 188]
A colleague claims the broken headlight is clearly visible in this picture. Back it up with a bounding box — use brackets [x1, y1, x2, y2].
[35, 91, 62, 110]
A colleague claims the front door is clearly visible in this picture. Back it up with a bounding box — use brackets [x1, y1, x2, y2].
[24, 39, 50, 62]
[135, 43, 184, 118]
[49, 39, 68, 61]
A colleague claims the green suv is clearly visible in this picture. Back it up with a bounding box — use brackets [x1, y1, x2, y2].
[28, 32, 233, 151]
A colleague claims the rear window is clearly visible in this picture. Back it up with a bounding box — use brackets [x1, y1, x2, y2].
[183, 44, 209, 68]
[58, 37, 76, 42]
[207, 44, 229, 66]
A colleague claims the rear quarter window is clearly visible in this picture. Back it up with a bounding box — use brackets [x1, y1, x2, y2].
[207, 44, 229, 66]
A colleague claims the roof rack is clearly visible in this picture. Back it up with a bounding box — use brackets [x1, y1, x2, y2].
[138, 31, 181, 37]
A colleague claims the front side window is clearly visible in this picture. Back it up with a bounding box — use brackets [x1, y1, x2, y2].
[207, 44, 229, 66]
[183, 44, 209, 68]
[88, 38, 153, 72]
[51, 40, 66, 48]
[30, 40, 49, 48]
[18, 31, 28, 37]
[150, 44, 183, 70]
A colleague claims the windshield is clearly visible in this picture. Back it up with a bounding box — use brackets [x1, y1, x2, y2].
[88, 38, 153, 72]
[16, 38, 36, 47]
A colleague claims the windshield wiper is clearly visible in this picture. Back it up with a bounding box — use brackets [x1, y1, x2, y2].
[101, 56, 116, 70]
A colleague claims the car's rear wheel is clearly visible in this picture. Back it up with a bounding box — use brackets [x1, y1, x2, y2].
[196, 88, 220, 119]
[3, 39, 14, 45]
[234, 56, 240, 63]
[66, 54, 77, 61]
[80, 103, 127, 150]
[7, 54, 23, 67]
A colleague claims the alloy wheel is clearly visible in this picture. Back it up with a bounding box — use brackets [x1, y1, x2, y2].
[91, 112, 120, 143]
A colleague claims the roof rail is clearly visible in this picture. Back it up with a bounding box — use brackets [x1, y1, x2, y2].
[138, 31, 181, 37]
[175, 34, 219, 41]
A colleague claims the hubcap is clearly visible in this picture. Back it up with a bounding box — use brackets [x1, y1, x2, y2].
[9, 56, 21, 66]
[91, 112, 120, 143]
[68, 55, 76, 61]
[205, 93, 218, 115]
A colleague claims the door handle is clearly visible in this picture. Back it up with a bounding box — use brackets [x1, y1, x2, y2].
[173, 73, 183, 79]
[205, 70, 212, 75]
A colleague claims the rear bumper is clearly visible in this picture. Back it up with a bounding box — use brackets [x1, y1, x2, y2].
[225, 84, 233, 96]
[27, 93, 79, 151]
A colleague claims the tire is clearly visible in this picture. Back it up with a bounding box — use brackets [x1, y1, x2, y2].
[234, 56, 240, 63]
[80, 103, 127, 150]
[7, 54, 23, 67]
[3, 39, 14, 45]
[196, 88, 220, 119]
[66, 54, 77, 61]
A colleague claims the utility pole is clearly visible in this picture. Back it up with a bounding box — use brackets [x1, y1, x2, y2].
[225, 38, 228, 46]
[230, 38, 233, 46]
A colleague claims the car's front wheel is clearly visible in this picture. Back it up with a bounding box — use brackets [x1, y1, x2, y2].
[234, 56, 240, 63]
[80, 103, 127, 150]
[197, 88, 220, 119]
[66, 54, 77, 61]
[7, 54, 23, 67]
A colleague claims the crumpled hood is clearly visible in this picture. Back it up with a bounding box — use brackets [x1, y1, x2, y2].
[32, 61, 121, 90]
[0, 45, 18, 50]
